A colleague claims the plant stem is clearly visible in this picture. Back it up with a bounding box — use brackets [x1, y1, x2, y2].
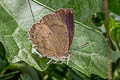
[28, 0, 36, 23]
[0, 71, 20, 80]
[103, 0, 112, 80]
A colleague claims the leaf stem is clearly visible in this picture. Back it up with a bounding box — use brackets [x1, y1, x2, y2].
[103, 0, 112, 80]
[0, 71, 20, 80]
[28, 0, 36, 23]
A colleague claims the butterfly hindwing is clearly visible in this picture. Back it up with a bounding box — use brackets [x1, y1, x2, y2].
[42, 13, 69, 57]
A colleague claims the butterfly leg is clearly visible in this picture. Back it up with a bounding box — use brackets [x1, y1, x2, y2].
[66, 53, 71, 65]
[47, 58, 53, 64]
[60, 56, 65, 64]
[54, 59, 59, 64]
[41, 55, 47, 58]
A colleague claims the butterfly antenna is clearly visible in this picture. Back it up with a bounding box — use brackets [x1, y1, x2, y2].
[28, 0, 36, 23]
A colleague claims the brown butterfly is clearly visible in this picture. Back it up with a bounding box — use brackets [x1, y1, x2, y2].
[29, 9, 74, 64]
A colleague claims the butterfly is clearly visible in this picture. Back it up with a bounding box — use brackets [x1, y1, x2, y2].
[29, 9, 74, 64]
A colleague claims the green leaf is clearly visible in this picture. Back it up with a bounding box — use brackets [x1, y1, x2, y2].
[69, 23, 120, 78]
[0, 52, 8, 75]
[109, 0, 120, 16]
[19, 66, 40, 80]
[0, 0, 49, 71]
[0, 37, 8, 75]
[32, 53, 49, 71]
[35, 0, 103, 28]
[109, 18, 120, 50]
[0, 0, 120, 79]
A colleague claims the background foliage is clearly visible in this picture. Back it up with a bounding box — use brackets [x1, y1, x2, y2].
[0, 0, 120, 80]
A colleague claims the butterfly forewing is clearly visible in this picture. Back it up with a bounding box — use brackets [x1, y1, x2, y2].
[55, 9, 74, 51]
